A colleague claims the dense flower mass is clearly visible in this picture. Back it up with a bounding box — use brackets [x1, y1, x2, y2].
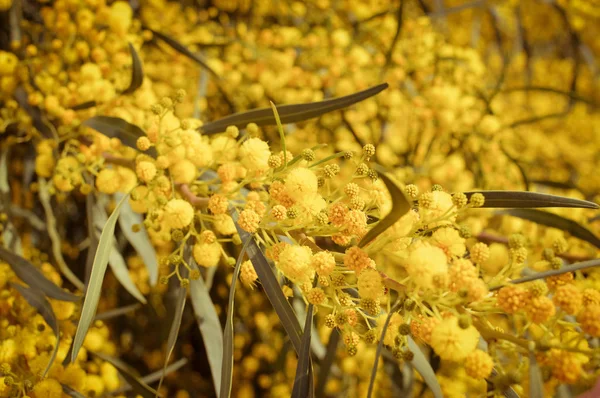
[0, 0, 600, 397]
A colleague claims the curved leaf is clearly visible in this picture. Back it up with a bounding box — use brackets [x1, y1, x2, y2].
[499, 208, 600, 249]
[72, 100, 97, 111]
[71, 193, 129, 363]
[407, 337, 443, 398]
[221, 239, 251, 398]
[91, 351, 157, 398]
[201, 83, 389, 135]
[123, 42, 144, 94]
[61, 384, 86, 398]
[189, 260, 223, 397]
[116, 192, 159, 285]
[464, 190, 599, 209]
[82, 116, 157, 157]
[11, 283, 59, 378]
[367, 304, 400, 398]
[0, 246, 80, 301]
[529, 349, 545, 398]
[14, 86, 54, 138]
[359, 170, 411, 247]
[291, 282, 316, 398]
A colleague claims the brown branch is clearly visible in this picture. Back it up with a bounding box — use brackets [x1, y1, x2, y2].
[178, 184, 209, 208]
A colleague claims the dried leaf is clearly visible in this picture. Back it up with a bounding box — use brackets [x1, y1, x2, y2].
[291, 296, 315, 398]
[201, 83, 389, 135]
[91, 351, 157, 398]
[71, 193, 129, 363]
[123, 42, 144, 94]
[221, 239, 251, 398]
[82, 116, 156, 157]
[0, 246, 80, 301]
[499, 209, 600, 249]
[464, 190, 599, 209]
[359, 170, 411, 247]
[14, 86, 54, 138]
[11, 283, 59, 377]
[189, 260, 223, 397]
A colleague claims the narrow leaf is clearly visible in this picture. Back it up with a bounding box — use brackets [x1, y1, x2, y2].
[72, 100, 97, 110]
[157, 265, 188, 396]
[231, 210, 303, 353]
[82, 116, 157, 157]
[11, 283, 59, 377]
[221, 239, 251, 398]
[91, 351, 157, 398]
[61, 384, 86, 398]
[464, 191, 599, 209]
[529, 349, 545, 398]
[14, 86, 54, 138]
[189, 260, 223, 397]
[0, 246, 80, 301]
[123, 42, 144, 94]
[499, 209, 600, 249]
[94, 303, 141, 321]
[116, 192, 159, 285]
[71, 193, 130, 363]
[111, 358, 188, 395]
[146, 28, 220, 79]
[407, 337, 443, 398]
[291, 298, 315, 398]
[359, 170, 411, 247]
[315, 329, 340, 397]
[201, 83, 389, 135]
[367, 305, 399, 398]
[271, 101, 287, 167]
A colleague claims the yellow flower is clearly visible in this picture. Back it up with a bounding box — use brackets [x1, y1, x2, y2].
[404, 243, 448, 290]
[193, 241, 222, 267]
[0, 51, 18, 76]
[284, 167, 318, 200]
[108, 1, 133, 35]
[431, 227, 466, 258]
[430, 317, 479, 361]
[464, 350, 494, 379]
[357, 268, 383, 300]
[32, 378, 63, 398]
[95, 169, 120, 194]
[239, 137, 271, 171]
[276, 245, 314, 285]
[164, 199, 194, 229]
[136, 161, 156, 183]
[169, 159, 197, 184]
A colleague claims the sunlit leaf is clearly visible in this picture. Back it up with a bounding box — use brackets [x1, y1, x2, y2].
[11, 283, 59, 377]
[221, 239, 251, 398]
[464, 190, 599, 209]
[116, 192, 159, 285]
[123, 42, 144, 94]
[291, 295, 315, 398]
[71, 193, 129, 363]
[201, 83, 389, 135]
[359, 170, 411, 247]
[91, 351, 157, 398]
[315, 329, 340, 397]
[367, 304, 400, 398]
[499, 209, 600, 249]
[14, 86, 54, 138]
[82, 116, 157, 157]
[407, 337, 443, 398]
[529, 349, 545, 398]
[0, 246, 79, 301]
[189, 259, 223, 397]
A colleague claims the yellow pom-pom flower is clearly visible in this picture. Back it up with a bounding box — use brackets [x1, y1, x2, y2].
[430, 316, 479, 361]
[164, 199, 194, 229]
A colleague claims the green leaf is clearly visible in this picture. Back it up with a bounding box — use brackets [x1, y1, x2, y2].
[146, 28, 220, 79]
[123, 42, 144, 95]
[407, 337, 443, 398]
[94, 303, 141, 321]
[116, 192, 159, 285]
[529, 349, 545, 398]
[221, 239, 251, 398]
[498, 209, 600, 249]
[189, 260, 223, 397]
[201, 83, 389, 135]
[71, 193, 129, 363]
[61, 384, 86, 398]
[0, 246, 80, 301]
[271, 101, 287, 167]
[111, 358, 188, 395]
[157, 265, 188, 396]
[231, 211, 303, 353]
[315, 329, 340, 397]
[367, 304, 400, 398]
[82, 116, 157, 157]
[71, 100, 97, 111]
[291, 296, 315, 398]
[464, 190, 599, 209]
[14, 86, 54, 138]
[359, 170, 411, 247]
[91, 351, 158, 398]
[11, 283, 59, 377]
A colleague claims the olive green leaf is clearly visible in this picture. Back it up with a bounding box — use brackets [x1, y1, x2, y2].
[11, 283, 59, 378]
[464, 190, 599, 209]
[407, 337, 443, 398]
[271, 101, 287, 167]
[201, 83, 389, 135]
[359, 170, 411, 247]
[71, 100, 97, 111]
[94, 303, 141, 321]
[367, 303, 401, 398]
[221, 239, 251, 398]
[91, 351, 157, 398]
[291, 293, 316, 398]
[71, 193, 130, 363]
[82, 116, 157, 157]
[0, 246, 80, 301]
[529, 348, 545, 398]
[315, 329, 340, 397]
[111, 358, 188, 395]
[61, 384, 86, 398]
[123, 42, 144, 94]
[189, 260, 223, 397]
[14, 86, 54, 138]
[498, 209, 600, 249]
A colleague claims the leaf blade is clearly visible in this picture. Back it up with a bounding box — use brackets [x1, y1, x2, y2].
[529, 349, 545, 398]
[14, 86, 54, 138]
[82, 116, 156, 157]
[315, 329, 340, 397]
[291, 298, 315, 398]
[464, 191, 599, 209]
[201, 83, 389, 135]
[407, 337, 443, 398]
[123, 42, 144, 95]
[71, 193, 130, 363]
[91, 351, 157, 398]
